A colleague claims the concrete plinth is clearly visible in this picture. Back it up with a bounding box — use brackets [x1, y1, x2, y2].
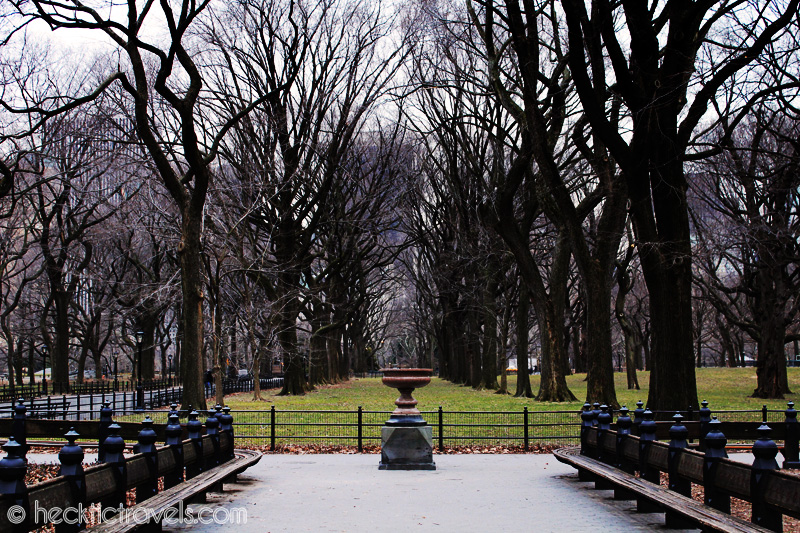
[379, 425, 436, 470]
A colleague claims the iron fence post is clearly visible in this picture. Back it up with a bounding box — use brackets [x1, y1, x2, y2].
[186, 410, 204, 480]
[523, 407, 529, 452]
[665, 412, 691, 528]
[750, 423, 780, 530]
[13, 399, 27, 458]
[135, 416, 158, 503]
[271, 405, 276, 452]
[0, 437, 29, 532]
[703, 416, 730, 513]
[102, 423, 127, 509]
[784, 401, 799, 468]
[164, 404, 184, 489]
[438, 406, 444, 452]
[57, 428, 85, 533]
[357, 406, 363, 453]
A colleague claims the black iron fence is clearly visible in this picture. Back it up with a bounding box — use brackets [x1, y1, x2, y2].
[231, 405, 780, 451]
[0, 387, 183, 421]
[0, 378, 181, 402]
[204, 377, 284, 398]
[0, 398, 782, 451]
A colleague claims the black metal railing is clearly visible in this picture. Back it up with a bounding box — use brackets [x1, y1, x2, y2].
[0, 386, 184, 421]
[204, 377, 284, 398]
[0, 378, 182, 401]
[1, 398, 779, 452]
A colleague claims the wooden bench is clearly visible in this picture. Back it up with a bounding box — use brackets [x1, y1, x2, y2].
[89, 448, 261, 532]
[1, 404, 261, 533]
[555, 446, 772, 533]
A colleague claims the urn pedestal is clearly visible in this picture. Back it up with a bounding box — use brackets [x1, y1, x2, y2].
[378, 368, 436, 471]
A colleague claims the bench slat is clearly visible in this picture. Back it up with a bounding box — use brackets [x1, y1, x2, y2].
[90, 450, 261, 533]
[555, 447, 772, 533]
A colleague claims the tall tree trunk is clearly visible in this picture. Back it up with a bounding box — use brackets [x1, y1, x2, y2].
[465, 303, 480, 388]
[278, 296, 306, 395]
[213, 308, 225, 407]
[532, 233, 576, 402]
[496, 292, 512, 395]
[752, 264, 791, 397]
[308, 304, 328, 386]
[642, 254, 698, 412]
[514, 282, 533, 398]
[481, 275, 499, 390]
[52, 286, 71, 390]
[635, 141, 698, 413]
[178, 214, 208, 412]
[584, 270, 618, 406]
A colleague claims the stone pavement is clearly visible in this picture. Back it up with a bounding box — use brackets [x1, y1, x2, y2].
[164, 454, 701, 533]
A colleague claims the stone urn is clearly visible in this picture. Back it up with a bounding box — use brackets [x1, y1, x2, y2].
[381, 368, 432, 427]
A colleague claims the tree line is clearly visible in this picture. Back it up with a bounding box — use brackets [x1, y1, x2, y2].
[0, 0, 798, 411]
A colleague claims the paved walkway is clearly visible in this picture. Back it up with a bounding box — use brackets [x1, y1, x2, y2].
[164, 454, 701, 533]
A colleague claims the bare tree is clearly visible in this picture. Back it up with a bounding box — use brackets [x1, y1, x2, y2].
[561, 0, 799, 411]
[6, 0, 306, 409]
[210, 0, 406, 394]
[692, 110, 800, 398]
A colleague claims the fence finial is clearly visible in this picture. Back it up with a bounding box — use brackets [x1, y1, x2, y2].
[205, 407, 221, 470]
[784, 401, 799, 469]
[13, 398, 27, 459]
[186, 410, 204, 480]
[59, 427, 86, 525]
[219, 406, 235, 462]
[667, 413, 690, 497]
[103, 423, 127, 508]
[164, 408, 184, 489]
[703, 416, 730, 513]
[751, 423, 780, 529]
[0, 436, 29, 529]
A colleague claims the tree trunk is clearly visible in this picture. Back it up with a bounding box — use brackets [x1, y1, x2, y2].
[213, 307, 225, 407]
[309, 316, 328, 386]
[52, 286, 71, 390]
[753, 324, 789, 398]
[514, 282, 533, 398]
[584, 268, 618, 407]
[752, 264, 791, 398]
[178, 214, 208, 412]
[481, 275, 499, 390]
[278, 301, 307, 395]
[643, 255, 698, 412]
[533, 234, 576, 402]
[534, 309, 576, 402]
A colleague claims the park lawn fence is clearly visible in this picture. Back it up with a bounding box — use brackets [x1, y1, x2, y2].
[5, 401, 783, 452]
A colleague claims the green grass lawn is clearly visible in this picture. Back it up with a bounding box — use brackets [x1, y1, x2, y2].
[223, 367, 800, 413]
[113, 368, 798, 447]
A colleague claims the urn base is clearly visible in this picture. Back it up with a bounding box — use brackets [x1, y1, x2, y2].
[379, 426, 436, 470]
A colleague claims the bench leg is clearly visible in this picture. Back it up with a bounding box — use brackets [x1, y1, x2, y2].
[665, 510, 695, 529]
[139, 519, 163, 533]
[613, 487, 635, 501]
[578, 467, 594, 482]
[595, 478, 614, 491]
[636, 496, 661, 514]
[189, 492, 207, 504]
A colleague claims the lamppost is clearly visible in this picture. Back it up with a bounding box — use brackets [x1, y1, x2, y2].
[41, 346, 48, 394]
[135, 330, 144, 410]
[168, 355, 173, 387]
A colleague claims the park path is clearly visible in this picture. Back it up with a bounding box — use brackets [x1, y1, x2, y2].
[163, 454, 700, 533]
